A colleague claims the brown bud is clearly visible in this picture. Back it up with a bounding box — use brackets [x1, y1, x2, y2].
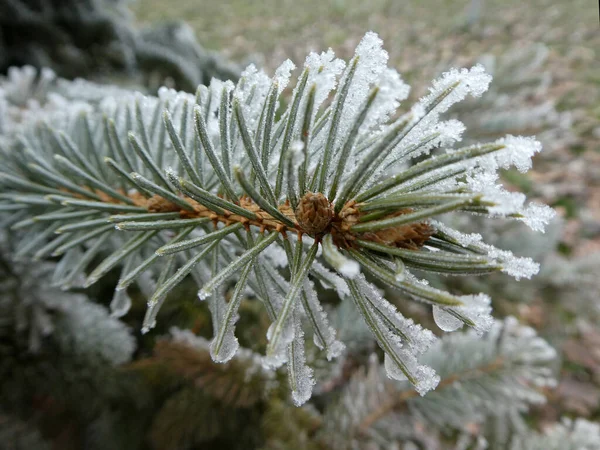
[295, 192, 333, 235]
[146, 195, 181, 213]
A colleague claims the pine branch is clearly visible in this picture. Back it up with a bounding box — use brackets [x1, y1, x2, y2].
[0, 1, 241, 92]
[508, 418, 600, 450]
[357, 355, 505, 434]
[0, 32, 555, 403]
[318, 318, 558, 448]
[132, 328, 276, 408]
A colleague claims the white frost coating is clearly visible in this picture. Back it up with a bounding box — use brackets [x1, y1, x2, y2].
[435, 119, 466, 146]
[339, 260, 361, 278]
[434, 294, 493, 335]
[357, 277, 436, 355]
[207, 78, 226, 138]
[350, 32, 389, 107]
[384, 353, 440, 396]
[386, 65, 491, 165]
[290, 139, 304, 153]
[141, 321, 154, 334]
[520, 202, 556, 232]
[157, 86, 196, 105]
[432, 221, 485, 247]
[0, 66, 94, 133]
[360, 67, 410, 135]
[233, 64, 271, 130]
[430, 64, 492, 99]
[252, 261, 285, 312]
[485, 246, 539, 280]
[302, 279, 345, 360]
[377, 317, 440, 394]
[337, 32, 388, 134]
[197, 287, 210, 300]
[322, 32, 389, 185]
[466, 172, 555, 232]
[59, 294, 136, 366]
[371, 120, 468, 186]
[298, 49, 346, 164]
[486, 135, 542, 173]
[0, 33, 559, 406]
[288, 310, 316, 406]
[261, 260, 292, 296]
[273, 59, 296, 94]
[439, 135, 543, 179]
[400, 273, 493, 335]
[208, 283, 227, 344]
[432, 221, 540, 280]
[304, 48, 346, 109]
[399, 119, 467, 163]
[468, 171, 526, 214]
[209, 321, 240, 363]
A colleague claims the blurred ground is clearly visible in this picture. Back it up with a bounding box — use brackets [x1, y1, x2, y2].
[134, 0, 598, 100]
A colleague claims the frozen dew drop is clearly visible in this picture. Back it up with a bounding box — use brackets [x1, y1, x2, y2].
[209, 332, 240, 364]
[264, 317, 295, 369]
[198, 287, 210, 301]
[433, 305, 464, 332]
[109, 288, 131, 318]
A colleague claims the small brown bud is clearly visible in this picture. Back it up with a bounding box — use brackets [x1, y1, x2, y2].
[295, 192, 333, 236]
[146, 195, 181, 213]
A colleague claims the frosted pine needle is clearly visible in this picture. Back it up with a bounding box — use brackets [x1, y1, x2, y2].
[0, 32, 554, 405]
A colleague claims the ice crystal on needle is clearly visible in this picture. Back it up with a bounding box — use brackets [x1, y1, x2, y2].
[0, 32, 554, 404]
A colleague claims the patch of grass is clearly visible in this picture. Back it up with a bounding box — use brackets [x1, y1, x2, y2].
[552, 196, 579, 219]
